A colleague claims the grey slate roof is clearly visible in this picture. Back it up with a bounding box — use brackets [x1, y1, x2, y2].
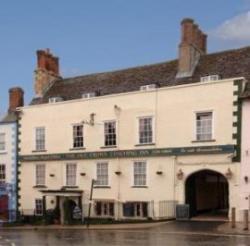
[0, 112, 17, 124]
[30, 46, 250, 105]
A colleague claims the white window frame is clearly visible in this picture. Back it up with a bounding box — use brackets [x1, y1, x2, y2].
[35, 199, 43, 216]
[82, 92, 96, 99]
[104, 120, 117, 147]
[133, 161, 147, 187]
[35, 127, 46, 151]
[65, 163, 77, 187]
[137, 116, 154, 145]
[95, 162, 109, 186]
[0, 164, 6, 184]
[0, 133, 6, 151]
[194, 111, 214, 141]
[94, 201, 114, 217]
[35, 164, 46, 186]
[72, 124, 84, 148]
[48, 97, 63, 103]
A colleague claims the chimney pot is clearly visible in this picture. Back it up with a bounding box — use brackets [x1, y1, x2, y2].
[8, 87, 24, 112]
[177, 18, 207, 78]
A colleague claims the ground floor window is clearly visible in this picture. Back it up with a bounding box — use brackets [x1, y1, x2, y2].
[95, 201, 114, 217]
[35, 199, 43, 216]
[123, 202, 148, 217]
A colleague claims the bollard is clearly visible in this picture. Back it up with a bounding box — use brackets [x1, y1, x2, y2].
[243, 209, 249, 231]
[231, 207, 236, 228]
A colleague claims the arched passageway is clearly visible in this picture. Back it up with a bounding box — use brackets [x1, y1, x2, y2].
[185, 170, 229, 218]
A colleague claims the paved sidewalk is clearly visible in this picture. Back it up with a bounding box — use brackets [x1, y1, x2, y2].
[0, 221, 170, 230]
[217, 222, 250, 235]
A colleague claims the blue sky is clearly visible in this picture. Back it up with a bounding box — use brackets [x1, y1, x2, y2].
[1, 0, 250, 116]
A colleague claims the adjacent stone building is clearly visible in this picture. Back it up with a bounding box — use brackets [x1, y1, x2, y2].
[0, 87, 24, 222]
[18, 19, 250, 223]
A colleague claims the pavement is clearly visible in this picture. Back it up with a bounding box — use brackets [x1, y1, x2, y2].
[0, 221, 170, 230]
[218, 222, 250, 235]
[1, 221, 250, 246]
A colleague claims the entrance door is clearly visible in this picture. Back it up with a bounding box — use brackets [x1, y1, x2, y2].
[0, 195, 9, 221]
[185, 170, 229, 218]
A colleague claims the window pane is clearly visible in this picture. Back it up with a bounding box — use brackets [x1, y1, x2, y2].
[196, 113, 212, 141]
[73, 125, 84, 148]
[0, 165, 6, 184]
[96, 163, 108, 186]
[66, 163, 77, 186]
[139, 117, 153, 144]
[35, 199, 43, 216]
[134, 161, 146, 186]
[35, 127, 45, 150]
[36, 164, 45, 185]
[0, 133, 6, 151]
[104, 121, 116, 146]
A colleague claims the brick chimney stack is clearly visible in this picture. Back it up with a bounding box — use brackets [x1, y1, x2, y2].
[8, 87, 24, 113]
[34, 49, 61, 97]
[176, 18, 207, 78]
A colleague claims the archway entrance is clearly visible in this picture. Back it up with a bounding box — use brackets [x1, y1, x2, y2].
[185, 170, 229, 219]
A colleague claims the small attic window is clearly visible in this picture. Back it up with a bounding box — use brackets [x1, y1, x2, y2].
[201, 75, 221, 82]
[82, 92, 96, 99]
[140, 84, 157, 91]
[48, 97, 63, 103]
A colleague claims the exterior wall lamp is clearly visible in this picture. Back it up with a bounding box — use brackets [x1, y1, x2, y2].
[115, 171, 121, 175]
[49, 174, 55, 177]
[156, 171, 163, 175]
[244, 176, 249, 183]
[225, 168, 233, 180]
[80, 172, 86, 176]
[177, 169, 184, 180]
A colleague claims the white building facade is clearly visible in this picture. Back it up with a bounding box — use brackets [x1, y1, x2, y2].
[18, 77, 244, 222]
[0, 87, 24, 222]
[17, 19, 250, 223]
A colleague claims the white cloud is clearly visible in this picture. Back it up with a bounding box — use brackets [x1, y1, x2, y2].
[212, 11, 250, 41]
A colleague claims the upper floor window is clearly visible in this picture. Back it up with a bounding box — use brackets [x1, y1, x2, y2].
[200, 75, 220, 82]
[0, 133, 6, 151]
[134, 161, 147, 186]
[82, 92, 96, 99]
[66, 163, 77, 186]
[140, 84, 157, 91]
[104, 121, 116, 147]
[48, 97, 63, 103]
[35, 127, 45, 151]
[36, 164, 45, 186]
[0, 164, 6, 184]
[96, 162, 108, 186]
[138, 117, 153, 144]
[73, 125, 84, 148]
[196, 112, 213, 141]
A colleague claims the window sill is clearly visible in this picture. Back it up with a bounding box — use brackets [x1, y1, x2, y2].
[33, 185, 47, 188]
[0, 151, 7, 155]
[131, 186, 148, 188]
[135, 143, 155, 147]
[100, 146, 117, 149]
[32, 150, 47, 153]
[191, 139, 216, 143]
[69, 147, 86, 151]
[94, 186, 111, 189]
[61, 186, 79, 189]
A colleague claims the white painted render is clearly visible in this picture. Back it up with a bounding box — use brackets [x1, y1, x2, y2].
[19, 78, 242, 220]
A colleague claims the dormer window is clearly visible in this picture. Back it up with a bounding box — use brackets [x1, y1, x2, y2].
[201, 75, 220, 82]
[140, 84, 157, 91]
[48, 97, 63, 103]
[82, 92, 96, 99]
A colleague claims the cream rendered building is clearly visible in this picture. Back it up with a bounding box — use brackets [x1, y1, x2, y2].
[18, 19, 250, 223]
